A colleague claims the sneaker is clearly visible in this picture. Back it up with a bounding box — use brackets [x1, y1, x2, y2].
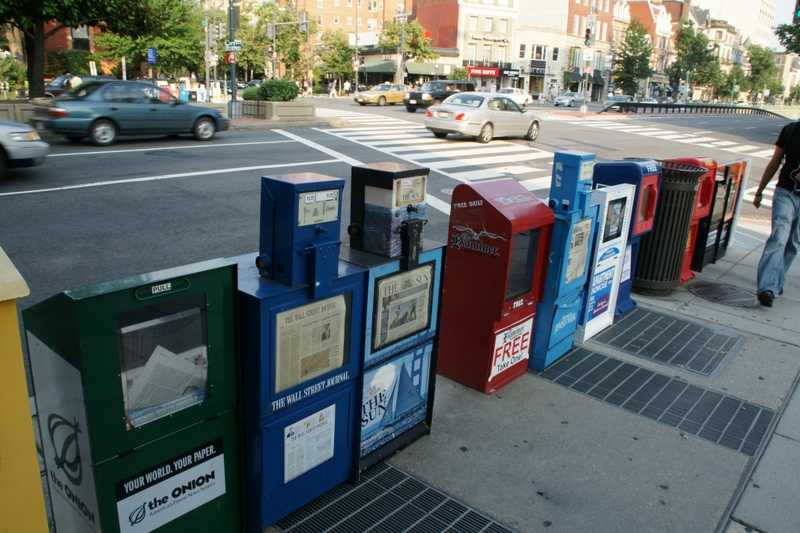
[779, 287, 784, 296]
[758, 290, 775, 307]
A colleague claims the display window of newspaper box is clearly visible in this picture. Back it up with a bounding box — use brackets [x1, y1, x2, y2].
[23, 259, 242, 533]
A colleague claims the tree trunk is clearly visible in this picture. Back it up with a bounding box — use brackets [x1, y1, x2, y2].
[24, 19, 46, 98]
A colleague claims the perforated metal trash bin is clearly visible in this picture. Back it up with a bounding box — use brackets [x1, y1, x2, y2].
[631, 160, 707, 292]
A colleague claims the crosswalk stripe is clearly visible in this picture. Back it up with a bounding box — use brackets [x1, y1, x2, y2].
[402, 145, 532, 160]
[426, 151, 552, 170]
[448, 169, 506, 181]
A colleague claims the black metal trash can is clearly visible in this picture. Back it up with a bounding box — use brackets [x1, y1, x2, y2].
[632, 160, 708, 292]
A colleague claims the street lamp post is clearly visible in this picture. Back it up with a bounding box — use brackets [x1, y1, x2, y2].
[228, 0, 239, 117]
[394, 12, 412, 85]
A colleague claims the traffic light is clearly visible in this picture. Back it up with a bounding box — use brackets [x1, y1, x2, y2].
[360, 56, 365, 66]
[584, 28, 592, 47]
[208, 23, 218, 42]
[299, 11, 309, 34]
[266, 21, 275, 40]
[794, 0, 800, 24]
[218, 22, 226, 38]
[266, 45, 274, 58]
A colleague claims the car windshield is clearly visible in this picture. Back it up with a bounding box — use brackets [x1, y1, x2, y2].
[609, 96, 628, 101]
[443, 94, 484, 107]
[420, 82, 446, 91]
[373, 84, 391, 91]
[498, 88, 514, 94]
[62, 81, 105, 98]
[561, 92, 576, 97]
[46, 75, 71, 87]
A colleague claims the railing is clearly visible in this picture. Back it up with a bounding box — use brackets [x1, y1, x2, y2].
[600, 102, 788, 119]
[461, 60, 513, 69]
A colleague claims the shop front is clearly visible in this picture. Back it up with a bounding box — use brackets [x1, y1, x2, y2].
[467, 66, 500, 92]
[528, 60, 546, 95]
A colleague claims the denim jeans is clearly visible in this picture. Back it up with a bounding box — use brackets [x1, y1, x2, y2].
[757, 187, 800, 295]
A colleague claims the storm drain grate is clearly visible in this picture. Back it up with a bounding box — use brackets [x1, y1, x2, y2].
[274, 462, 518, 533]
[688, 281, 760, 308]
[588, 307, 745, 379]
[533, 347, 775, 457]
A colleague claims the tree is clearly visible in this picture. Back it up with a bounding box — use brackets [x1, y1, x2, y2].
[775, 24, 800, 54]
[254, 3, 318, 80]
[667, 19, 719, 96]
[612, 18, 654, 97]
[450, 67, 468, 81]
[318, 29, 353, 87]
[0, 0, 145, 97]
[747, 44, 781, 102]
[379, 19, 438, 83]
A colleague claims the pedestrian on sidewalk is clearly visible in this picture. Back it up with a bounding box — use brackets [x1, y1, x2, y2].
[329, 79, 337, 98]
[344, 79, 351, 94]
[753, 119, 800, 307]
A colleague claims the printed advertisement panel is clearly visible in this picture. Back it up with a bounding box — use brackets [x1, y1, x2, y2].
[588, 265, 616, 319]
[489, 317, 533, 382]
[284, 405, 336, 483]
[27, 333, 100, 533]
[115, 438, 226, 533]
[361, 342, 432, 456]
[275, 295, 347, 393]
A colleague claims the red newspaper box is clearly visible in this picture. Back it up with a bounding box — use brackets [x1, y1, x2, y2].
[666, 157, 718, 284]
[438, 179, 554, 394]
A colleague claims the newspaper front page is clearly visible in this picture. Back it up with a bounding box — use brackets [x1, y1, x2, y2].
[373, 264, 433, 351]
[275, 294, 346, 393]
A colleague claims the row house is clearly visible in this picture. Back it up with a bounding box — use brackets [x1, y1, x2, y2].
[628, 0, 674, 98]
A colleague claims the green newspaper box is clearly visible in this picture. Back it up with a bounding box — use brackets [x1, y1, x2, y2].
[23, 259, 242, 533]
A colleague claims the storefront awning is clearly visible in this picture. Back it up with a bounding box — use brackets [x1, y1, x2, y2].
[592, 71, 605, 85]
[405, 62, 447, 75]
[361, 61, 397, 73]
[567, 70, 583, 82]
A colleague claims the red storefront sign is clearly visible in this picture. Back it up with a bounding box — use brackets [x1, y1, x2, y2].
[468, 67, 499, 77]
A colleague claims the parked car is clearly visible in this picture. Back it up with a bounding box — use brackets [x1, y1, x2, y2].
[32, 80, 229, 146]
[43, 74, 116, 97]
[405, 80, 477, 112]
[423, 92, 541, 144]
[0, 119, 49, 177]
[554, 92, 585, 107]
[247, 79, 264, 88]
[657, 96, 674, 104]
[640, 97, 658, 103]
[496, 87, 532, 107]
[354, 83, 410, 106]
[603, 94, 635, 107]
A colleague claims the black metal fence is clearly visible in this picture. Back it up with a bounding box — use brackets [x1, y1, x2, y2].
[600, 102, 788, 119]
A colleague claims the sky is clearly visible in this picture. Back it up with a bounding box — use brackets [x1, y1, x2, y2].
[770, 0, 794, 50]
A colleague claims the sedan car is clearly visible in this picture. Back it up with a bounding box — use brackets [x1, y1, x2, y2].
[603, 95, 635, 107]
[496, 87, 532, 107]
[554, 92, 585, 107]
[0, 119, 49, 177]
[33, 80, 229, 146]
[640, 97, 658, 103]
[423, 92, 541, 144]
[354, 83, 410, 106]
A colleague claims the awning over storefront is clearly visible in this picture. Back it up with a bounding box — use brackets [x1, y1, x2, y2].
[592, 71, 605, 85]
[405, 62, 448, 75]
[567, 70, 583, 82]
[361, 61, 397, 73]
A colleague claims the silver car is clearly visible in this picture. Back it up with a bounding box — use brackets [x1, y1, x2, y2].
[0, 119, 49, 177]
[554, 92, 586, 107]
[423, 92, 541, 143]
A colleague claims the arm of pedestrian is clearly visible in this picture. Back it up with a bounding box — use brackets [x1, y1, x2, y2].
[754, 146, 785, 209]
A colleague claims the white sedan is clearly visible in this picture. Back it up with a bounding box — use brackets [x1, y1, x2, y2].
[423, 92, 541, 143]
[496, 87, 532, 107]
[0, 119, 49, 178]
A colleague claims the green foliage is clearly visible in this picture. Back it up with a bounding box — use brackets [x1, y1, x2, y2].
[312, 84, 325, 94]
[667, 19, 719, 91]
[790, 83, 800, 102]
[257, 78, 298, 101]
[378, 20, 438, 63]
[775, 24, 800, 55]
[747, 45, 780, 97]
[0, 57, 27, 89]
[44, 49, 93, 77]
[251, 2, 318, 79]
[319, 30, 354, 80]
[612, 18, 654, 96]
[450, 67, 468, 81]
[242, 86, 261, 100]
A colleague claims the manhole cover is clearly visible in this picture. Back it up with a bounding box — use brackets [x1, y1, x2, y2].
[688, 281, 759, 308]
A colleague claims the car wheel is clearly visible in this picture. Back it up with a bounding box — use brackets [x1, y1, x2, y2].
[359, 102, 367, 106]
[406, 107, 416, 113]
[378, 96, 386, 106]
[569, 100, 574, 107]
[477, 123, 493, 144]
[524, 99, 530, 106]
[0, 149, 7, 178]
[91, 119, 116, 146]
[433, 132, 448, 139]
[193, 117, 216, 141]
[525, 121, 539, 141]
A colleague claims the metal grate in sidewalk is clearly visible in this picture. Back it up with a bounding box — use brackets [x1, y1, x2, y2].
[533, 347, 775, 457]
[589, 307, 745, 379]
[274, 462, 518, 533]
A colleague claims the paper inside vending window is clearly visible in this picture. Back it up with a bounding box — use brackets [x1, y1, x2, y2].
[274, 294, 350, 394]
[373, 263, 434, 351]
[564, 217, 593, 285]
[117, 293, 209, 429]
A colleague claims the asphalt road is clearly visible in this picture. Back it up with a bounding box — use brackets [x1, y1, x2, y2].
[0, 103, 788, 314]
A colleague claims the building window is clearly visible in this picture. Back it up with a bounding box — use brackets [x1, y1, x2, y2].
[367, 18, 376, 29]
[334, 0, 339, 5]
[317, 14, 322, 24]
[469, 16, 478, 31]
[347, 16, 352, 24]
[484, 17, 493, 32]
[334, 15, 339, 24]
[499, 19, 507, 33]
[716, 30, 723, 39]
[357, 0, 362, 7]
[572, 15, 579, 35]
[552, 47, 559, 61]
[369, 1, 377, 12]
[532, 45, 546, 60]
[482, 44, 492, 62]
[498, 45, 506, 63]
[601, 22, 607, 42]
[348, 0, 352, 5]
[519, 44, 526, 59]
[317, 0, 323, 7]
[583, 0, 588, 5]
[397, 4, 403, 14]
[468, 43, 477, 62]
[357, 17, 362, 26]
[604, 0, 609, 11]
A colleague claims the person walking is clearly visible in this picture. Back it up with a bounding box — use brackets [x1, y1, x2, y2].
[753, 120, 800, 307]
[343, 79, 351, 94]
[329, 79, 337, 98]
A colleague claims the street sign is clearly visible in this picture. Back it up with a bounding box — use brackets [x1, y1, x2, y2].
[225, 51, 236, 64]
[583, 48, 594, 62]
[224, 39, 242, 52]
[210, 58, 218, 67]
[146, 47, 157, 65]
[587, 14, 597, 29]
[581, 66, 593, 75]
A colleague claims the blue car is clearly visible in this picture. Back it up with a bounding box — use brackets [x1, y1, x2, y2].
[33, 80, 229, 146]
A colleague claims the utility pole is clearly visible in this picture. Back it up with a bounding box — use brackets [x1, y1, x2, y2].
[394, 12, 412, 85]
[228, 0, 240, 118]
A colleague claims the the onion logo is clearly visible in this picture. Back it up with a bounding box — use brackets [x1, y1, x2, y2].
[129, 502, 147, 526]
[47, 413, 82, 486]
